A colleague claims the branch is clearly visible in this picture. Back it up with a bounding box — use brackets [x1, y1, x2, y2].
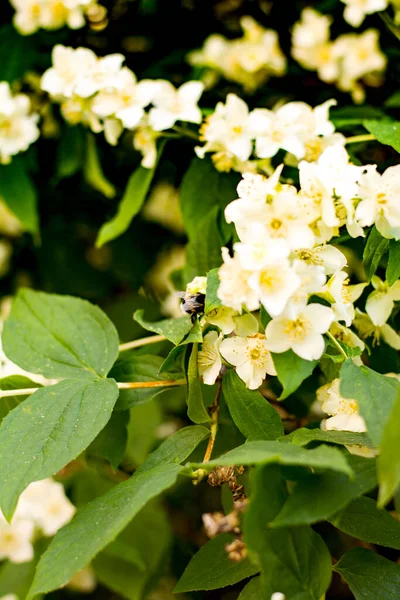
[119, 334, 166, 352]
[203, 381, 221, 463]
[117, 379, 186, 389]
[345, 134, 375, 145]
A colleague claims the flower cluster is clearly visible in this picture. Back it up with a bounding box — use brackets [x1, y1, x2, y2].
[0, 478, 75, 563]
[292, 8, 387, 102]
[41, 45, 204, 167]
[195, 140, 400, 395]
[0, 82, 40, 164]
[339, 0, 388, 27]
[188, 16, 286, 92]
[196, 95, 345, 173]
[10, 0, 101, 35]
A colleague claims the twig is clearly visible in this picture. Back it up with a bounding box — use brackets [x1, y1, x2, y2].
[326, 331, 349, 360]
[172, 125, 200, 141]
[117, 379, 186, 389]
[345, 134, 375, 145]
[203, 381, 221, 463]
[119, 334, 166, 352]
[0, 387, 39, 398]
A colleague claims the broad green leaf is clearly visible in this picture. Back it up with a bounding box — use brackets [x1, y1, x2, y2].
[340, 359, 400, 446]
[0, 375, 42, 420]
[271, 350, 317, 400]
[3, 289, 119, 380]
[83, 133, 116, 199]
[378, 390, 400, 506]
[137, 424, 209, 473]
[205, 268, 222, 314]
[182, 318, 203, 344]
[134, 310, 192, 345]
[190, 440, 352, 476]
[386, 240, 400, 286]
[110, 353, 172, 410]
[330, 496, 400, 549]
[56, 125, 85, 180]
[174, 533, 259, 592]
[187, 344, 210, 424]
[159, 344, 187, 375]
[184, 206, 225, 282]
[364, 119, 400, 153]
[0, 158, 38, 233]
[244, 464, 331, 600]
[222, 370, 283, 440]
[238, 577, 261, 599]
[95, 502, 171, 600]
[363, 226, 390, 279]
[96, 144, 163, 247]
[180, 157, 239, 240]
[0, 378, 119, 519]
[386, 90, 400, 107]
[87, 410, 129, 470]
[286, 427, 373, 449]
[334, 548, 400, 599]
[270, 455, 376, 527]
[29, 464, 181, 598]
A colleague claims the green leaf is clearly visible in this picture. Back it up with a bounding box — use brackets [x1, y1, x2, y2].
[110, 353, 172, 410]
[364, 119, 400, 153]
[96, 144, 163, 247]
[0, 378, 119, 520]
[334, 548, 400, 599]
[190, 440, 353, 476]
[184, 206, 224, 282]
[174, 533, 259, 592]
[205, 268, 222, 314]
[272, 350, 317, 400]
[56, 125, 85, 180]
[0, 374, 42, 421]
[187, 344, 210, 424]
[87, 410, 129, 470]
[270, 455, 377, 527]
[134, 310, 192, 345]
[180, 157, 239, 240]
[137, 424, 209, 473]
[385, 90, 400, 108]
[340, 359, 400, 446]
[377, 389, 400, 506]
[363, 226, 390, 279]
[244, 464, 331, 600]
[286, 427, 373, 449]
[83, 133, 116, 199]
[0, 552, 41, 599]
[238, 577, 261, 599]
[386, 240, 400, 286]
[3, 289, 119, 380]
[29, 425, 208, 600]
[222, 370, 283, 441]
[330, 496, 400, 549]
[0, 157, 38, 233]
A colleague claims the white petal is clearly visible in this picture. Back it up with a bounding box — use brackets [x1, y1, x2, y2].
[366, 290, 394, 326]
[265, 318, 292, 353]
[292, 332, 325, 360]
[220, 336, 248, 367]
[304, 304, 334, 333]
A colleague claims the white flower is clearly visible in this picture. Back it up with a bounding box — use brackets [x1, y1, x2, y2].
[355, 165, 400, 240]
[271, 594, 286, 600]
[133, 118, 159, 168]
[340, 0, 389, 28]
[16, 478, 75, 536]
[248, 259, 302, 317]
[148, 80, 204, 131]
[319, 270, 367, 326]
[67, 567, 97, 593]
[265, 303, 334, 360]
[233, 238, 289, 271]
[365, 276, 400, 326]
[292, 245, 347, 275]
[217, 248, 260, 313]
[353, 308, 400, 349]
[0, 82, 40, 164]
[198, 331, 222, 385]
[0, 594, 19, 600]
[0, 515, 34, 564]
[220, 333, 276, 390]
[197, 94, 253, 163]
[186, 276, 207, 295]
[204, 308, 258, 336]
[41, 45, 98, 99]
[329, 321, 365, 352]
[317, 378, 366, 432]
[188, 34, 230, 71]
[10, 0, 96, 34]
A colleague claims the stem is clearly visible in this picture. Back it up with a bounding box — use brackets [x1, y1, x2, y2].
[117, 379, 186, 389]
[119, 334, 166, 352]
[0, 388, 39, 398]
[203, 381, 221, 463]
[345, 134, 375, 145]
[172, 125, 200, 141]
[326, 331, 349, 360]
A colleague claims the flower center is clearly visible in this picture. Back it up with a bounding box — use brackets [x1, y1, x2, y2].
[283, 316, 312, 342]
